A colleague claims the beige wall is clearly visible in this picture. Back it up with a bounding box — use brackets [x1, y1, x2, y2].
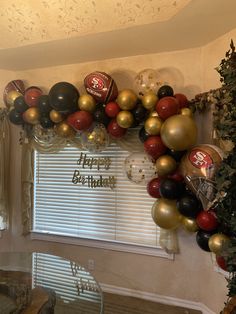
[1, 33, 234, 313]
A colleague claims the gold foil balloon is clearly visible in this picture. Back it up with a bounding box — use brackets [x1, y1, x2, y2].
[124, 152, 157, 185]
[117, 111, 134, 128]
[149, 111, 159, 118]
[144, 117, 162, 135]
[152, 198, 181, 230]
[208, 233, 230, 255]
[50, 109, 64, 123]
[179, 144, 223, 209]
[116, 89, 137, 110]
[155, 155, 177, 176]
[133, 69, 163, 98]
[81, 123, 109, 153]
[56, 121, 76, 138]
[6, 90, 22, 109]
[23, 107, 40, 124]
[182, 217, 199, 233]
[180, 107, 193, 118]
[78, 94, 96, 113]
[142, 92, 158, 111]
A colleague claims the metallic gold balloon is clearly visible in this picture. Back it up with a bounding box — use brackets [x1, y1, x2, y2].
[142, 92, 158, 111]
[155, 155, 177, 176]
[6, 90, 22, 109]
[50, 109, 64, 123]
[23, 107, 40, 124]
[208, 233, 230, 255]
[182, 217, 199, 233]
[117, 89, 137, 110]
[144, 117, 162, 135]
[148, 111, 159, 118]
[116, 111, 134, 128]
[180, 107, 193, 118]
[152, 198, 181, 230]
[56, 122, 76, 138]
[161, 115, 197, 151]
[78, 94, 96, 113]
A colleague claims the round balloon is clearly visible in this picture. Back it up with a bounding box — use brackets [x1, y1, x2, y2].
[174, 93, 189, 108]
[81, 123, 109, 153]
[177, 193, 202, 218]
[105, 102, 120, 118]
[69, 110, 93, 131]
[144, 136, 167, 160]
[157, 85, 174, 99]
[147, 177, 162, 198]
[9, 109, 24, 125]
[38, 95, 52, 113]
[159, 178, 184, 200]
[23, 107, 40, 125]
[139, 126, 150, 143]
[14, 96, 29, 113]
[196, 210, 218, 231]
[24, 86, 43, 107]
[155, 155, 177, 177]
[141, 92, 158, 111]
[133, 69, 163, 98]
[107, 119, 127, 138]
[49, 82, 79, 113]
[208, 233, 230, 255]
[93, 104, 110, 126]
[116, 89, 137, 111]
[196, 230, 213, 252]
[78, 94, 96, 113]
[182, 217, 199, 233]
[124, 152, 157, 185]
[156, 96, 179, 120]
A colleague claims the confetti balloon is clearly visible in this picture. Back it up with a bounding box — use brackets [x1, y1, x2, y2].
[133, 69, 163, 98]
[124, 152, 157, 185]
[81, 123, 110, 153]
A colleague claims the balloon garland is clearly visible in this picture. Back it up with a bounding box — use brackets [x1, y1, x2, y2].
[4, 48, 236, 311]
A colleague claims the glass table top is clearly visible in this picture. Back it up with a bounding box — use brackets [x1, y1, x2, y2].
[0, 252, 103, 314]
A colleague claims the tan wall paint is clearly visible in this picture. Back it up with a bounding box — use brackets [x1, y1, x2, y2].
[1, 40, 233, 312]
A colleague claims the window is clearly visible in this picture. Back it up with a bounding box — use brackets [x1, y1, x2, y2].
[33, 142, 165, 256]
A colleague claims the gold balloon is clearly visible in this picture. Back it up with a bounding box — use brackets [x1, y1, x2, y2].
[78, 94, 96, 113]
[142, 92, 158, 111]
[116, 111, 134, 128]
[117, 89, 137, 110]
[152, 198, 181, 230]
[56, 122, 76, 138]
[6, 90, 22, 109]
[23, 107, 40, 124]
[144, 117, 162, 135]
[148, 111, 159, 118]
[182, 217, 199, 233]
[180, 107, 193, 118]
[208, 233, 230, 255]
[155, 155, 177, 176]
[50, 110, 64, 123]
[161, 115, 197, 151]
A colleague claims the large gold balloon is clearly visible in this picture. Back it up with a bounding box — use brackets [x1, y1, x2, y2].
[142, 92, 158, 111]
[182, 217, 199, 233]
[161, 115, 197, 151]
[23, 107, 40, 124]
[50, 109, 64, 123]
[116, 111, 134, 128]
[144, 117, 162, 135]
[116, 89, 137, 110]
[78, 94, 96, 113]
[152, 198, 181, 230]
[155, 155, 177, 176]
[208, 233, 230, 255]
[56, 122, 76, 138]
[6, 90, 22, 109]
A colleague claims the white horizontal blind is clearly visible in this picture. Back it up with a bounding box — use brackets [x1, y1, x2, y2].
[33, 142, 160, 248]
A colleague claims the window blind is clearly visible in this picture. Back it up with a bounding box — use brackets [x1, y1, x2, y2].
[33, 142, 160, 248]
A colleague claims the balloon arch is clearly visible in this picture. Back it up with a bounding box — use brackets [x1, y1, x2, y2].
[4, 49, 236, 310]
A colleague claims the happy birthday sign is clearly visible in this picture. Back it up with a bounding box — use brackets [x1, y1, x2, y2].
[72, 152, 116, 190]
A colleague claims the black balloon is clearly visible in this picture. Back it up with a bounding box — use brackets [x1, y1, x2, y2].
[132, 103, 147, 123]
[177, 193, 202, 218]
[40, 114, 54, 129]
[14, 96, 28, 113]
[139, 127, 150, 143]
[38, 95, 52, 113]
[93, 104, 110, 126]
[157, 85, 174, 99]
[167, 149, 186, 162]
[159, 178, 184, 200]
[49, 82, 79, 113]
[196, 230, 214, 252]
[9, 109, 24, 125]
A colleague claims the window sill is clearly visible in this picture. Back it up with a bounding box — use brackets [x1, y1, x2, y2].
[30, 232, 174, 260]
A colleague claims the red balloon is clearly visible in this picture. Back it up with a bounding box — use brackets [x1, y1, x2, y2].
[107, 119, 127, 138]
[156, 96, 179, 120]
[174, 93, 189, 109]
[196, 210, 218, 231]
[216, 255, 228, 272]
[168, 170, 184, 182]
[24, 86, 43, 107]
[105, 102, 120, 118]
[147, 178, 162, 198]
[144, 136, 167, 160]
[69, 110, 93, 131]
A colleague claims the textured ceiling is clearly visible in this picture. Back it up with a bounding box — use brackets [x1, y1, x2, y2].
[0, 0, 190, 49]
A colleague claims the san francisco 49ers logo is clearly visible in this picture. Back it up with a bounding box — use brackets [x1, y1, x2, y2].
[87, 76, 104, 91]
[189, 149, 213, 169]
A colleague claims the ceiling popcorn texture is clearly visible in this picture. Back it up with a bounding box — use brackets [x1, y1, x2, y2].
[0, 0, 190, 49]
